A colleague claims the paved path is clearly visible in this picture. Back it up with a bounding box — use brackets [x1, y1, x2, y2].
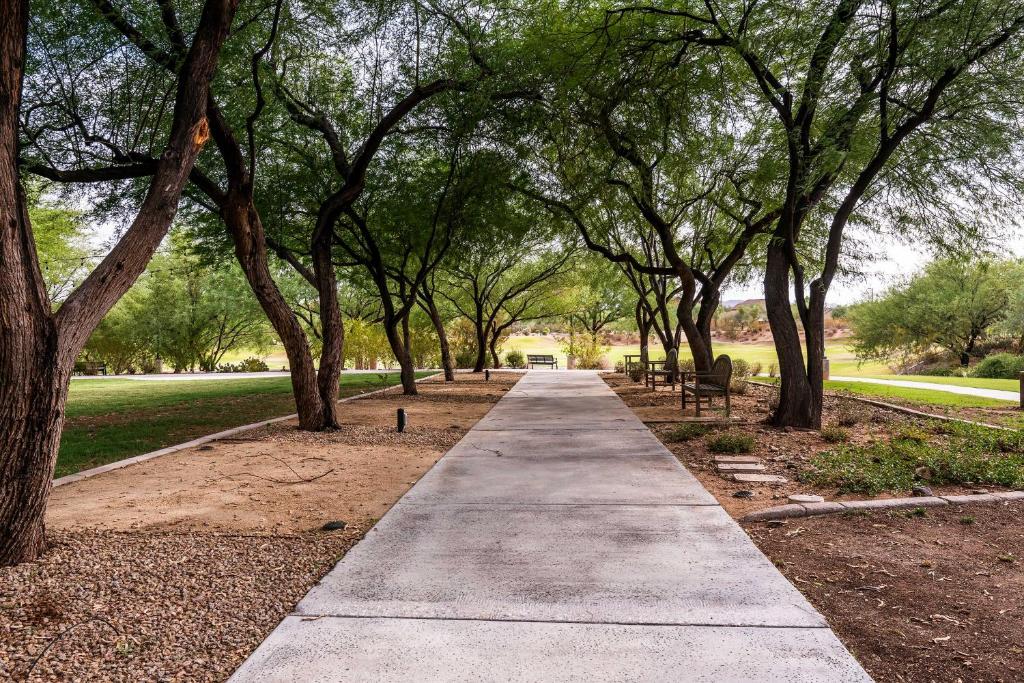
[231, 371, 871, 682]
[830, 375, 1018, 402]
[70, 370, 407, 382]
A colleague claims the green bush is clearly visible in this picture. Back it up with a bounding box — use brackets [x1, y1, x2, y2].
[217, 356, 269, 373]
[666, 423, 711, 442]
[821, 426, 850, 443]
[801, 421, 1024, 494]
[972, 353, 1024, 379]
[505, 349, 526, 369]
[706, 432, 756, 453]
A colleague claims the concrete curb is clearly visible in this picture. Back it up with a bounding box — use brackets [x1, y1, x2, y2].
[741, 490, 1024, 522]
[53, 372, 442, 488]
[746, 379, 1015, 431]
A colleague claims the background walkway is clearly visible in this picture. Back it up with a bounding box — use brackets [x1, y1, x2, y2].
[231, 371, 871, 682]
[830, 375, 1018, 402]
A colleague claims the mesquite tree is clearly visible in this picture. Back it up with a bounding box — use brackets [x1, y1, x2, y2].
[633, 0, 1024, 427]
[0, 0, 237, 566]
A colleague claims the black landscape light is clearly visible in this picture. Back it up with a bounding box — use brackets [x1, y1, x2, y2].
[397, 408, 406, 433]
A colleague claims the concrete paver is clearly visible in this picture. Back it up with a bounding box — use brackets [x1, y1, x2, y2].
[231, 371, 871, 682]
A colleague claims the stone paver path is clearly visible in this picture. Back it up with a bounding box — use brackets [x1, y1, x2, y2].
[231, 371, 871, 682]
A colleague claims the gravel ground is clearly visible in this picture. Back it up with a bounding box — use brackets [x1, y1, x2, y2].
[0, 527, 366, 682]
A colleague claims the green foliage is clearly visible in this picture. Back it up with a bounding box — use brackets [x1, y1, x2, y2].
[801, 422, 1024, 494]
[850, 259, 1018, 361]
[504, 349, 526, 369]
[344, 318, 394, 369]
[821, 426, 850, 444]
[28, 186, 89, 302]
[972, 353, 1024, 379]
[706, 432, 755, 454]
[560, 330, 606, 369]
[217, 357, 270, 373]
[666, 423, 711, 442]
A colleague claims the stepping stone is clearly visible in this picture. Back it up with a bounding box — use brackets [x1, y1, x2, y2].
[733, 473, 788, 484]
[713, 455, 761, 464]
[717, 463, 765, 472]
[787, 494, 825, 504]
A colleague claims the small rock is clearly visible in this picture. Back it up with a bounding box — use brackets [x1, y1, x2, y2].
[972, 488, 989, 495]
[788, 494, 825, 504]
[912, 485, 934, 497]
[321, 520, 347, 531]
[733, 490, 754, 499]
[766, 520, 787, 528]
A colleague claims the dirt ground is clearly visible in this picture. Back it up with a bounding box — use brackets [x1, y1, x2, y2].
[604, 375, 1009, 519]
[748, 505, 1024, 683]
[2, 372, 519, 681]
[605, 373, 1024, 682]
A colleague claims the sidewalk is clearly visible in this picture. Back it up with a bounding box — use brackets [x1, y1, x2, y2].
[829, 375, 1018, 402]
[231, 371, 871, 681]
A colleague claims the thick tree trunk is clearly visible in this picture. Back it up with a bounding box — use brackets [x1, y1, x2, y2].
[636, 302, 651, 367]
[695, 287, 719, 363]
[223, 200, 326, 429]
[489, 332, 502, 369]
[422, 292, 454, 381]
[312, 235, 343, 428]
[0, 0, 237, 565]
[764, 241, 816, 428]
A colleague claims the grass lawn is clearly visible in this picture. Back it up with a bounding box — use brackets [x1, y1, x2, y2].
[758, 376, 1015, 409]
[58, 371, 430, 478]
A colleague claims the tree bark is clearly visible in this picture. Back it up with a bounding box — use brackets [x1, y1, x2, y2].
[0, 0, 237, 566]
[472, 310, 487, 372]
[421, 291, 454, 381]
[384, 318, 418, 395]
[764, 240, 817, 428]
[222, 199, 326, 429]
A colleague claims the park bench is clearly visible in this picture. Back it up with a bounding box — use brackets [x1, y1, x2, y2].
[681, 354, 733, 417]
[645, 348, 678, 391]
[527, 354, 559, 369]
[73, 361, 108, 376]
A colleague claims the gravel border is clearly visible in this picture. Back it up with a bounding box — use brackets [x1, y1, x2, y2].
[741, 490, 1024, 522]
[53, 372, 442, 488]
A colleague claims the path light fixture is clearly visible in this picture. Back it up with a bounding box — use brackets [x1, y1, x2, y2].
[485, 369, 490, 381]
[396, 408, 406, 433]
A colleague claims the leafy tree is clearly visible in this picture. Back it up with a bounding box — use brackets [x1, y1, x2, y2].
[850, 259, 1015, 361]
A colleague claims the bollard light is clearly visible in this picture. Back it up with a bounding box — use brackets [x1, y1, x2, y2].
[485, 369, 490, 381]
[397, 408, 406, 433]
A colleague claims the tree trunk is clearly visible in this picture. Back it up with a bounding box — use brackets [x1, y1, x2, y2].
[764, 241, 816, 428]
[0, 0, 237, 565]
[223, 200, 326, 429]
[472, 313, 487, 372]
[636, 302, 651, 368]
[422, 292, 454, 381]
[489, 332, 502, 369]
[384, 317, 418, 395]
[311, 234, 343, 428]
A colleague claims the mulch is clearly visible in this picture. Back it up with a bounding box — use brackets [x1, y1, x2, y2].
[0, 528, 366, 682]
[747, 505, 1024, 683]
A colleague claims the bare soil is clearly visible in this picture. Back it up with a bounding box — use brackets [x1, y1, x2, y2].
[3, 372, 519, 681]
[747, 505, 1024, 683]
[605, 373, 1024, 682]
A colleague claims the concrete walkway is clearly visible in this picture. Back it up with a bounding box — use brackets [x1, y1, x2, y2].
[830, 375, 1018, 402]
[231, 371, 871, 682]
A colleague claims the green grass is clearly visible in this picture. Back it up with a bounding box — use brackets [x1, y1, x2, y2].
[58, 372, 431, 478]
[758, 376, 1015, 408]
[801, 421, 1024, 494]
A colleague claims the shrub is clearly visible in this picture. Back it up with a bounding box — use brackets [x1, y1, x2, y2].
[706, 432, 756, 454]
[768, 362, 777, 377]
[729, 358, 751, 394]
[666, 423, 711, 442]
[972, 353, 1024, 379]
[821, 426, 850, 443]
[835, 401, 870, 427]
[628, 365, 644, 382]
[218, 356, 269, 373]
[750, 362, 763, 376]
[505, 349, 526, 369]
[800, 422, 1024, 494]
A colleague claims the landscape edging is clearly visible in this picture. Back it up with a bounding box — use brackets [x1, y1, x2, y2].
[53, 372, 443, 488]
[741, 491, 1024, 522]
